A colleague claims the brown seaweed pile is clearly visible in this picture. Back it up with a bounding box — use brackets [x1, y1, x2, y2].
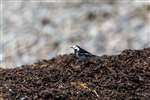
[0, 48, 150, 100]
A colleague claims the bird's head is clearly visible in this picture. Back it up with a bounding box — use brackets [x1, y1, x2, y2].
[71, 45, 80, 52]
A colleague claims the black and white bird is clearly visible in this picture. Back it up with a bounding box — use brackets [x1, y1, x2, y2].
[71, 45, 96, 59]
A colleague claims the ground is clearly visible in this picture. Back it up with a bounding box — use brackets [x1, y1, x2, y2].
[0, 48, 150, 100]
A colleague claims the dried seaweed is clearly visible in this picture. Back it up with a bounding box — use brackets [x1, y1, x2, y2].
[0, 48, 150, 100]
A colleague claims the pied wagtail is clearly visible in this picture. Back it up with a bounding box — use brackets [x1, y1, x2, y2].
[71, 45, 96, 59]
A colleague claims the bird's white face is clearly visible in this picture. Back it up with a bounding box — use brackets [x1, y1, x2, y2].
[72, 45, 80, 51]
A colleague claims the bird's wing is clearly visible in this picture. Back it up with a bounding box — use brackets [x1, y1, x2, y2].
[79, 52, 95, 57]
[80, 48, 92, 54]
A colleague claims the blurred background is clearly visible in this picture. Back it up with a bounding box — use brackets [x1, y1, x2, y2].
[1, 0, 150, 68]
